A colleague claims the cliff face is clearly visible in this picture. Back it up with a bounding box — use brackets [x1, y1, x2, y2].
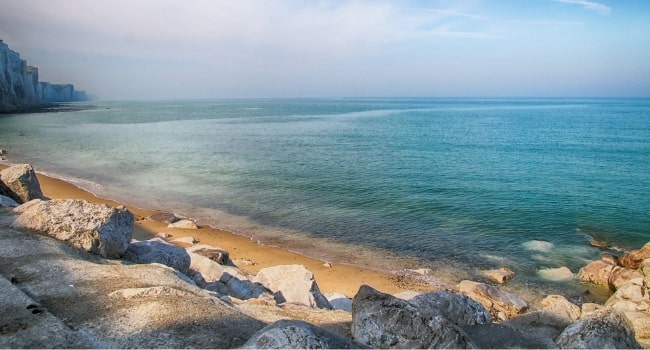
[0, 39, 88, 113]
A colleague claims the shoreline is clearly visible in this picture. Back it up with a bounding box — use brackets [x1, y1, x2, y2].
[0, 162, 433, 297]
[0, 160, 607, 305]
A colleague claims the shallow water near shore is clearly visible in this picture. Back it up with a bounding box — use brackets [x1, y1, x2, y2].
[1, 98, 649, 297]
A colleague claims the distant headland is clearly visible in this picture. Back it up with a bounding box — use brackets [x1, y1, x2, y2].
[0, 39, 89, 113]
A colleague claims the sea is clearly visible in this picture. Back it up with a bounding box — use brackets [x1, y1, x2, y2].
[1, 98, 649, 296]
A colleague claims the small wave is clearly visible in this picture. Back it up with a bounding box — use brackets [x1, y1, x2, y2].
[522, 240, 554, 252]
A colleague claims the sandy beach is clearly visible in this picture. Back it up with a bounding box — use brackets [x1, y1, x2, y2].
[0, 162, 429, 297]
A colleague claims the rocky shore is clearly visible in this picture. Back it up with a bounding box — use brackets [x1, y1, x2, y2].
[1, 162, 649, 348]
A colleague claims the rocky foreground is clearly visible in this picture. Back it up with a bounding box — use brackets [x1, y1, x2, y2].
[0, 163, 649, 348]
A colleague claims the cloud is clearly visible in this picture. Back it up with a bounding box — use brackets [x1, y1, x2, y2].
[555, 0, 611, 15]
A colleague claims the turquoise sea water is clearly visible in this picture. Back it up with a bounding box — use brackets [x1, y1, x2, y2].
[1, 98, 649, 291]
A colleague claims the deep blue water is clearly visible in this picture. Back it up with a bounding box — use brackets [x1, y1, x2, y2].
[1, 98, 649, 287]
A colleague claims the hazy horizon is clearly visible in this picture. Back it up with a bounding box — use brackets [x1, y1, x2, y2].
[1, 0, 649, 100]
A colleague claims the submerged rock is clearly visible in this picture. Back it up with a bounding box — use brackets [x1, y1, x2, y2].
[12, 199, 134, 258]
[537, 266, 574, 282]
[242, 319, 362, 349]
[483, 267, 515, 284]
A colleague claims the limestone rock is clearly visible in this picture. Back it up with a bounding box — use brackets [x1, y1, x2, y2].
[12, 199, 133, 258]
[326, 292, 353, 312]
[187, 244, 230, 265]
[464, 323, 556, 349]
[0, 222, 266, 348]
[188, 251, 247, 284]
[149, 212, 179, 224]
[609, 266, 644, 291]
[537, 266, 574, 282]
[500, 295, 581, 347]
[622, 311, 650, 348]
[577, 260, 615, 287]
[556, 309, 640, 349]
[254, 265, 332, 309]
[187, 252, 268, 300]
[0, 194, 19, 208]
[242, 319, 362, 349]
[410, 290, 492, 327]
[220, 271, 270, 300]
[170, 236, 197, 246]
[540, 295, 581, 323]
[456, 280, 528, 320]
[0, 164, 46, 203]
[620, 242, 650, 270]
[640, 259, 650, 277]
[483, 267, 515, 284]
[108, 286, 194, 299]
[581, 303, 604, 316]
[601, 253, 619, 266]
[351, 285, 475, 349]
[123, 238, 191, 275]
[168, 219, 199, 229]
[606, 277, 649, 312]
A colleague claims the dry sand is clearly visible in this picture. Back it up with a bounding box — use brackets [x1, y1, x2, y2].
[1, 163, 429, 297]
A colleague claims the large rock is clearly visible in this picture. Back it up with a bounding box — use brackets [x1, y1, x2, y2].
[123, 238, 191, 275]
[410, 290, 492, 328]
[456, 280, 528, 320]
[187, 244, 230, 265]
[12, 199, 134, 258]
[495, 296, 581, 349]
[556, 309, 640, 349]
[540, 295, 581, 323]
[605, 277, 649, 312]
[0, 164, 46, 203]
[254, 265, 332, 309]
[620, 242, 650, 270]
[622, 311, 650, 348]
[188, 252, 269, 300]
[577, 260, 616, 287]
[241, 319, 362, 349]
[0, 220, 266, 348]
[351, 285, 475, 349]
[609, 266, 644, 291]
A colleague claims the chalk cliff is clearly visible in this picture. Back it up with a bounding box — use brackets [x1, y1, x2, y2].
[0, 39, 88, 113]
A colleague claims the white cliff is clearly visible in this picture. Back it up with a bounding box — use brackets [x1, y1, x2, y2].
[0, 39, 88, 113]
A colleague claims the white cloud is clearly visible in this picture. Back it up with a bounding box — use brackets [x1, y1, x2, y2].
[555, 0, 611, 15]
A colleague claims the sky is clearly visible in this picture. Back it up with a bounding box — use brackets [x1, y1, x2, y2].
[1, 0, 649, 100]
